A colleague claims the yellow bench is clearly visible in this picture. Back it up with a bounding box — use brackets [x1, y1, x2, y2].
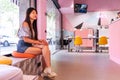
[0, 56, 12, 65]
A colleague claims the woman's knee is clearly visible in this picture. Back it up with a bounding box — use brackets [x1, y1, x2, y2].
[42, 45, 50, 53]
[42, 45, 49, 49]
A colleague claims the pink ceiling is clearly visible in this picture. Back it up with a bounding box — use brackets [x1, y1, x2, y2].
[58, 0, 74, 14]
[58, 0, 73, 7]
[58, 0, 120, 14]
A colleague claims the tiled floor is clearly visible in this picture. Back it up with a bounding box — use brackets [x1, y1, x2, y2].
[39, 50, 120, 80]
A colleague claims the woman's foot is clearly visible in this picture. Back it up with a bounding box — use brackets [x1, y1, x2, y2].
[41, 67, 57, 78]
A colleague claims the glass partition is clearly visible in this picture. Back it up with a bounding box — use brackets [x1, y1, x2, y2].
[46, 0, 61, 53]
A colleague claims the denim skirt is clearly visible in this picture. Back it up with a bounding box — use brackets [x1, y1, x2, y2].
[17, 40, 32, 53]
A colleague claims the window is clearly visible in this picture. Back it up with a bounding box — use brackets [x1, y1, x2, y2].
[0, 0, 19, 55]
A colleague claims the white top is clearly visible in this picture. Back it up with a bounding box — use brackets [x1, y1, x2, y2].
[17, 26, 35, 40]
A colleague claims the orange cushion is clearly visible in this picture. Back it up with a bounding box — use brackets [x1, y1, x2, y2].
[12, 51, 36, 58]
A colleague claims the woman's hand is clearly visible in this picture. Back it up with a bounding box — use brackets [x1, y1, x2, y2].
[35, 40, 41, 44]
[39, 39, 48, 45]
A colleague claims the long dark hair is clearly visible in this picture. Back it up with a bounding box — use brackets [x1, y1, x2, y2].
[24, 7, 38, 40]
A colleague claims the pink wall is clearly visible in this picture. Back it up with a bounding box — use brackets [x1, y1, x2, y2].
[109, 19, 120, 64]
[37, 0, 46, 39]
[61, 11, 118, 33]
[63, 15, 74, 32]
[58, 0, 120, 31]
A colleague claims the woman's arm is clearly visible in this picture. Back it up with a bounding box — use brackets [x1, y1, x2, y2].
[21, 22, 48, 45]
[23, 37, 40, 44]
[39, 39, 48, 45]
[23, 37, 48, 46]
[21, 22, 40, 44]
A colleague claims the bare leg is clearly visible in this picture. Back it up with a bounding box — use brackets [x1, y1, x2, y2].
[41, 45, 51, 67]
[25, 45, 51, 68]
[25, 45, 57, 77]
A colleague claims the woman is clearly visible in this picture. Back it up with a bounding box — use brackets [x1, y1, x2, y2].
[17, 7, 57, 77]
[117, 11, 120, 19]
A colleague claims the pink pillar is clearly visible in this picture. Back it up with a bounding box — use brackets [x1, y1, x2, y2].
[109, 20, 120, 64]
[37, 0, 47, 39]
